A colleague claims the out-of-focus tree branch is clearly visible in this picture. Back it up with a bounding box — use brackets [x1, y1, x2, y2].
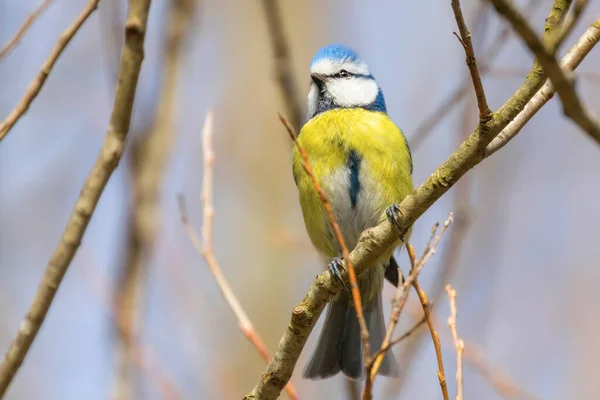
[178, 113, 298, 400]
[0, 0, 101, 142]
[488, 0, 600, 146]
[243, 2, 600, 397]
[260, 0, 304, 130]
[0, 0, 53, 61]
[0, 0, 152, 396]
[113, 0, 197, 398]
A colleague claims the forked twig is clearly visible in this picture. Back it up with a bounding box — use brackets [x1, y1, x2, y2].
[368, 215, 453, 400]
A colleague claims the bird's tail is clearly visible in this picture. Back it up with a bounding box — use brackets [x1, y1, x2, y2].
[303, 290, 398, 380]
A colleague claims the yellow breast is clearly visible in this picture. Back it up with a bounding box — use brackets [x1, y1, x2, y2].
[293, 108, 413, 257]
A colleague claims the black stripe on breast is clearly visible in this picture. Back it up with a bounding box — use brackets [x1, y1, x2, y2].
[347, 150, 362, 209]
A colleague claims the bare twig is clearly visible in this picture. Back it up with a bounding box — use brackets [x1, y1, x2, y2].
[0, 0, 102, 142]
[0, 0, 152, 395]
[369, 215, 453, 400]
[446, 285, 464, 400]
[0, 0, 53, 61]
[114, 0, 196, 397]
[371, 313, 428, 362]
[245, 15, 600, 400]
[279, 114, 372, 385]
[409, 0, 542, 149]
[451, 0, 492, 124]
[485, 20, 600, 157]
[488, 0, 600, 145]
[413, 279, 449, 400]
[178, 113, 298, 400]
[261, 0, 303, 130]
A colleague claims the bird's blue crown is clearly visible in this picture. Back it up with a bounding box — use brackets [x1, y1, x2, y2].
[310, 44, 361, 67]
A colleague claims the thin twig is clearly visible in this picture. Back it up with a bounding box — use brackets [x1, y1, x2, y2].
[244, 18, 600, 400]
[279, 114, 372, 381]
[0, 0, 102, 142]
[488, 0, 600, 146]
[178, 113, 298, 400]
[446, 285, 464, 400]
[451, 0, 492, 124]
[368, 215, 453, 400]
[409, 0, 543, 149]
[0, 0, 152, 395]
[261, 0, 303, 130]
[0, 0, 53, 61]
[485, 21, 600, 157]
[370, 310, 428, 362]
[413, 279, 449, 400]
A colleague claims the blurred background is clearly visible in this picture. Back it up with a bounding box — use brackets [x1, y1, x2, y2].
[1, 0, 600, 399]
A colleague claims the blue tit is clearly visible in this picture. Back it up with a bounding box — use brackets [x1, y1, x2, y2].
[292, 44, 414, 380]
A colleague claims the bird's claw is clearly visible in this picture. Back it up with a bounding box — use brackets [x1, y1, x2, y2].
[386, 204, 405, 242]
[328, 257, 348, 290]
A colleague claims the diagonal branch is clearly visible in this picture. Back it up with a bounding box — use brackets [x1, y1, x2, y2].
[0, 0, 102, 142]
[0, 0, 153, 396]
[486, 21, 600, 156]
[178, 112, 298, 400]
[409, 0, 543, 150]
[0, 0, 53, 61]
[279, 114, 372, 378]
[243, 15, 600, 400]
[488, 0, 600, 146]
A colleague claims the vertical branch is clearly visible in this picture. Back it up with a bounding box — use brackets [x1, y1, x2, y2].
[113, 0, 197, 398]
[178, 113, 298, 400]
[261, 0, 304, 130]
[446, 285, 464, 400]
[0, 0, 152, 396]
[0, 0, 53, 61]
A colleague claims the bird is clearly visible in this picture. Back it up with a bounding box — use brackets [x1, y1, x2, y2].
[292, 44, 414, 380]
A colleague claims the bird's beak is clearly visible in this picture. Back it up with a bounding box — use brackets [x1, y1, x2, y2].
[311, 73, 327, 86]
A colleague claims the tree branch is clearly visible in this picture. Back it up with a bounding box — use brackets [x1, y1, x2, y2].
[261, 0, 303, 130]
[279, 114, 372, 381]
[488, 0, 600, 146]
[243, 11, 600, 399]
[451, 0, 492, 123]
[0, 0, 152, 395]
[114, 0, 196, 397]
[0, 0, 53, 61]
[178, 113, 298, 400]
[486, 20, 600, 156]
[0, 0, 101, 142]
[446, 285, 464, 400]
[409, 0, 543, 150]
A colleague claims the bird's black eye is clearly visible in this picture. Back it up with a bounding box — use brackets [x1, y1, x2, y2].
[338, 70, 350, 78]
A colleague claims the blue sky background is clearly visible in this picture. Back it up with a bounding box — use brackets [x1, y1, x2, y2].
[1, 0, 600, 399]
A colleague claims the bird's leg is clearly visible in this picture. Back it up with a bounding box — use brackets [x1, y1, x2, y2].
[385, 204, 405, 242]
[328, 257, 348, 290]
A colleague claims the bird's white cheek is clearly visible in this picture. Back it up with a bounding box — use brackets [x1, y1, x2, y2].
[327, 78, 378, 108]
